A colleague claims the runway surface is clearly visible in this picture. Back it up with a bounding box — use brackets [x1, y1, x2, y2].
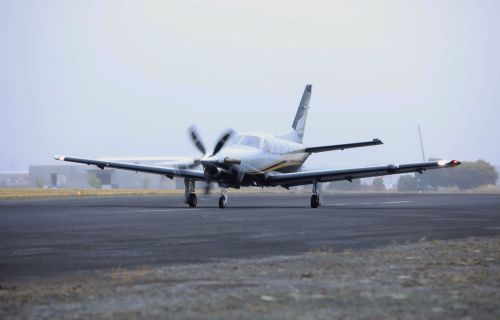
[1, 193, 500, 281]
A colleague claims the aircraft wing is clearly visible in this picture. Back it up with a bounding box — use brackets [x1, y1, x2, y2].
[264, 159, 461, 188]
[54, 155, 206, 180]
[98, 156, 198, 164]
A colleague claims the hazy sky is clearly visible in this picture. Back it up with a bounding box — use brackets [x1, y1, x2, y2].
[1, 0, 499, 172]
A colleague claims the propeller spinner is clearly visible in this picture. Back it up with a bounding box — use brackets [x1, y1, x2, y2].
[187, 126, 239, 194]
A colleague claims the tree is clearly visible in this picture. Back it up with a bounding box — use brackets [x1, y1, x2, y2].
[372, 177, 385, 191]
[420, 159, 498, 190]
[449, 160, 498, 190]
[397, 175, 418, 191]
[329, 179, 361, 191]
[143, 177, 150, 189]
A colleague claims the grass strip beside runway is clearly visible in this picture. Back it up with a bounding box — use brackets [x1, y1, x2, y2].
[0, 188, 183, 199]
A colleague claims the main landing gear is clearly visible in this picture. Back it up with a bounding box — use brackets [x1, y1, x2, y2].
[184, 178, 197, 207]
[184, 178, 228, 208]
[311, 180, 321, 208]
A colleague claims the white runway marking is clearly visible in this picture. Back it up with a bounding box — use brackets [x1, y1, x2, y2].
[384, 201, 413, 204]
[133, 209, 200, 213]
[323, 200, 413, 206]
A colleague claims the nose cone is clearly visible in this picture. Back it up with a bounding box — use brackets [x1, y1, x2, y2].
[219, 146, 261, 174]
[200, 154, 219, 166]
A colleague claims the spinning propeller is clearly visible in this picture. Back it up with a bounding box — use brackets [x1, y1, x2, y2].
[187, 126, 241, 194]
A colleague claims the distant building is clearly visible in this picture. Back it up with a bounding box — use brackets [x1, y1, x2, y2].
[0, 172, 30, 188]
[28, 165, 178, 189]
[496, 166, 500, 186]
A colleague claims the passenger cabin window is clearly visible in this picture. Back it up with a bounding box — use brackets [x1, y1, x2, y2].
[279, 141, 286, 154]
[238, 135, 261, 149]
[264, 140, 272, 153]
[270, 141, 278, 154]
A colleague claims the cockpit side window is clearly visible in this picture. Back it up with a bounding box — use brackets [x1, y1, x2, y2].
[238, 135, 261, 149]
[264, 140, 272, 153]
[225, 135, 242, 147]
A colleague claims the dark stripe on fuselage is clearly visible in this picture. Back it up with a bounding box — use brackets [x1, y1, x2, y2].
[275, 163, 302, 173]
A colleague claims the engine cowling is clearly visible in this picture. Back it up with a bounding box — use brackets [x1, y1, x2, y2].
[204, 166, 221, 179]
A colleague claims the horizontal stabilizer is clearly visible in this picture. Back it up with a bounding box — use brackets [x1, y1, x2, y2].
[303, 138, 383, 154]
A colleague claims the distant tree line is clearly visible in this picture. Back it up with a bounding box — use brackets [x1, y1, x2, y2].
[327, 177, 386, 191]
[328, 179, 362, 191]
[397, 159, 498, 191]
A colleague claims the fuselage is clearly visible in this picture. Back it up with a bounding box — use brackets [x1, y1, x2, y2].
[211, 132, 309, 187]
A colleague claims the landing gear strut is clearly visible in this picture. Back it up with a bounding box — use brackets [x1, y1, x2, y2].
[311, 180, 321, 208]
[218, 189, 227, 209]
[184, 178, 197, 207]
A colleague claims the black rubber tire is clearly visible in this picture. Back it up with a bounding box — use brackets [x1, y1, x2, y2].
[311, 194, 319, 208]
[188, 193, 197, 207]
[218, 196, 226, 209]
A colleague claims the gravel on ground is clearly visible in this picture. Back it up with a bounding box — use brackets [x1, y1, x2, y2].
[1, 236, 499, 319]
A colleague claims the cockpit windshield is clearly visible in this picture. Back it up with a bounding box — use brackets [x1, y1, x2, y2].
[238, 135, 261, 149]
[225, 134, 241, 147]
[222, 134, 262, 150]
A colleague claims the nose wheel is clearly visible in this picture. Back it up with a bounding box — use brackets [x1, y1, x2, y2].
[188, 193, 197, 207]
[218, 190, 227, 208]
[184, 178, 197, 208]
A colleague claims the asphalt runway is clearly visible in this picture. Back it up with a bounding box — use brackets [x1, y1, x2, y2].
[1, 193, 500, 281]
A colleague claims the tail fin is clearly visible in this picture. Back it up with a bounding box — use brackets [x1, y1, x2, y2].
[283, 84, 312, 143]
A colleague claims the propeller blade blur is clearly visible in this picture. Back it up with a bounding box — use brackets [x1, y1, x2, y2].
[212, 129, 234, 156]
[171, 159, 201, 169]
[188, 125, 207, 155]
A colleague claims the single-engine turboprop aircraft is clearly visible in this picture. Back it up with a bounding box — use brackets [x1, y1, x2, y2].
[55, 85, 460, 208]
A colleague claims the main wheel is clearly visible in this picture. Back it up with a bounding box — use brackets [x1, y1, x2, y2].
[311, 194, 320, 208]
[188, 193, 197, 207]
[218, 196, 227, 209]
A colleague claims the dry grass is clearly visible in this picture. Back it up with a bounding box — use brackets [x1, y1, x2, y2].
[464, 185, 500, 194]
[1, 185, 498, 200]
[0, 187, 296, 199]
[110, 266, 153, 285]
[0, 188, 183, 199]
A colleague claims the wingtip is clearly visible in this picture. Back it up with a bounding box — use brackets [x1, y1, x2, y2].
[437, 159, 461, 167]
[449, 159, 461, 167]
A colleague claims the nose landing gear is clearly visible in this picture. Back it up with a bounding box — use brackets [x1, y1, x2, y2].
[184, 178, 197, 207]
[219, 189, 227, 209]
[188, 193, 197, 207]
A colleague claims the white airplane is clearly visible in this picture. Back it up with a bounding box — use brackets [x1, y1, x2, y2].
[55, 85, 460, 208]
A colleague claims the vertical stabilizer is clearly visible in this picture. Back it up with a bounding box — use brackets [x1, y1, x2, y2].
[283, 84, 312, 143]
